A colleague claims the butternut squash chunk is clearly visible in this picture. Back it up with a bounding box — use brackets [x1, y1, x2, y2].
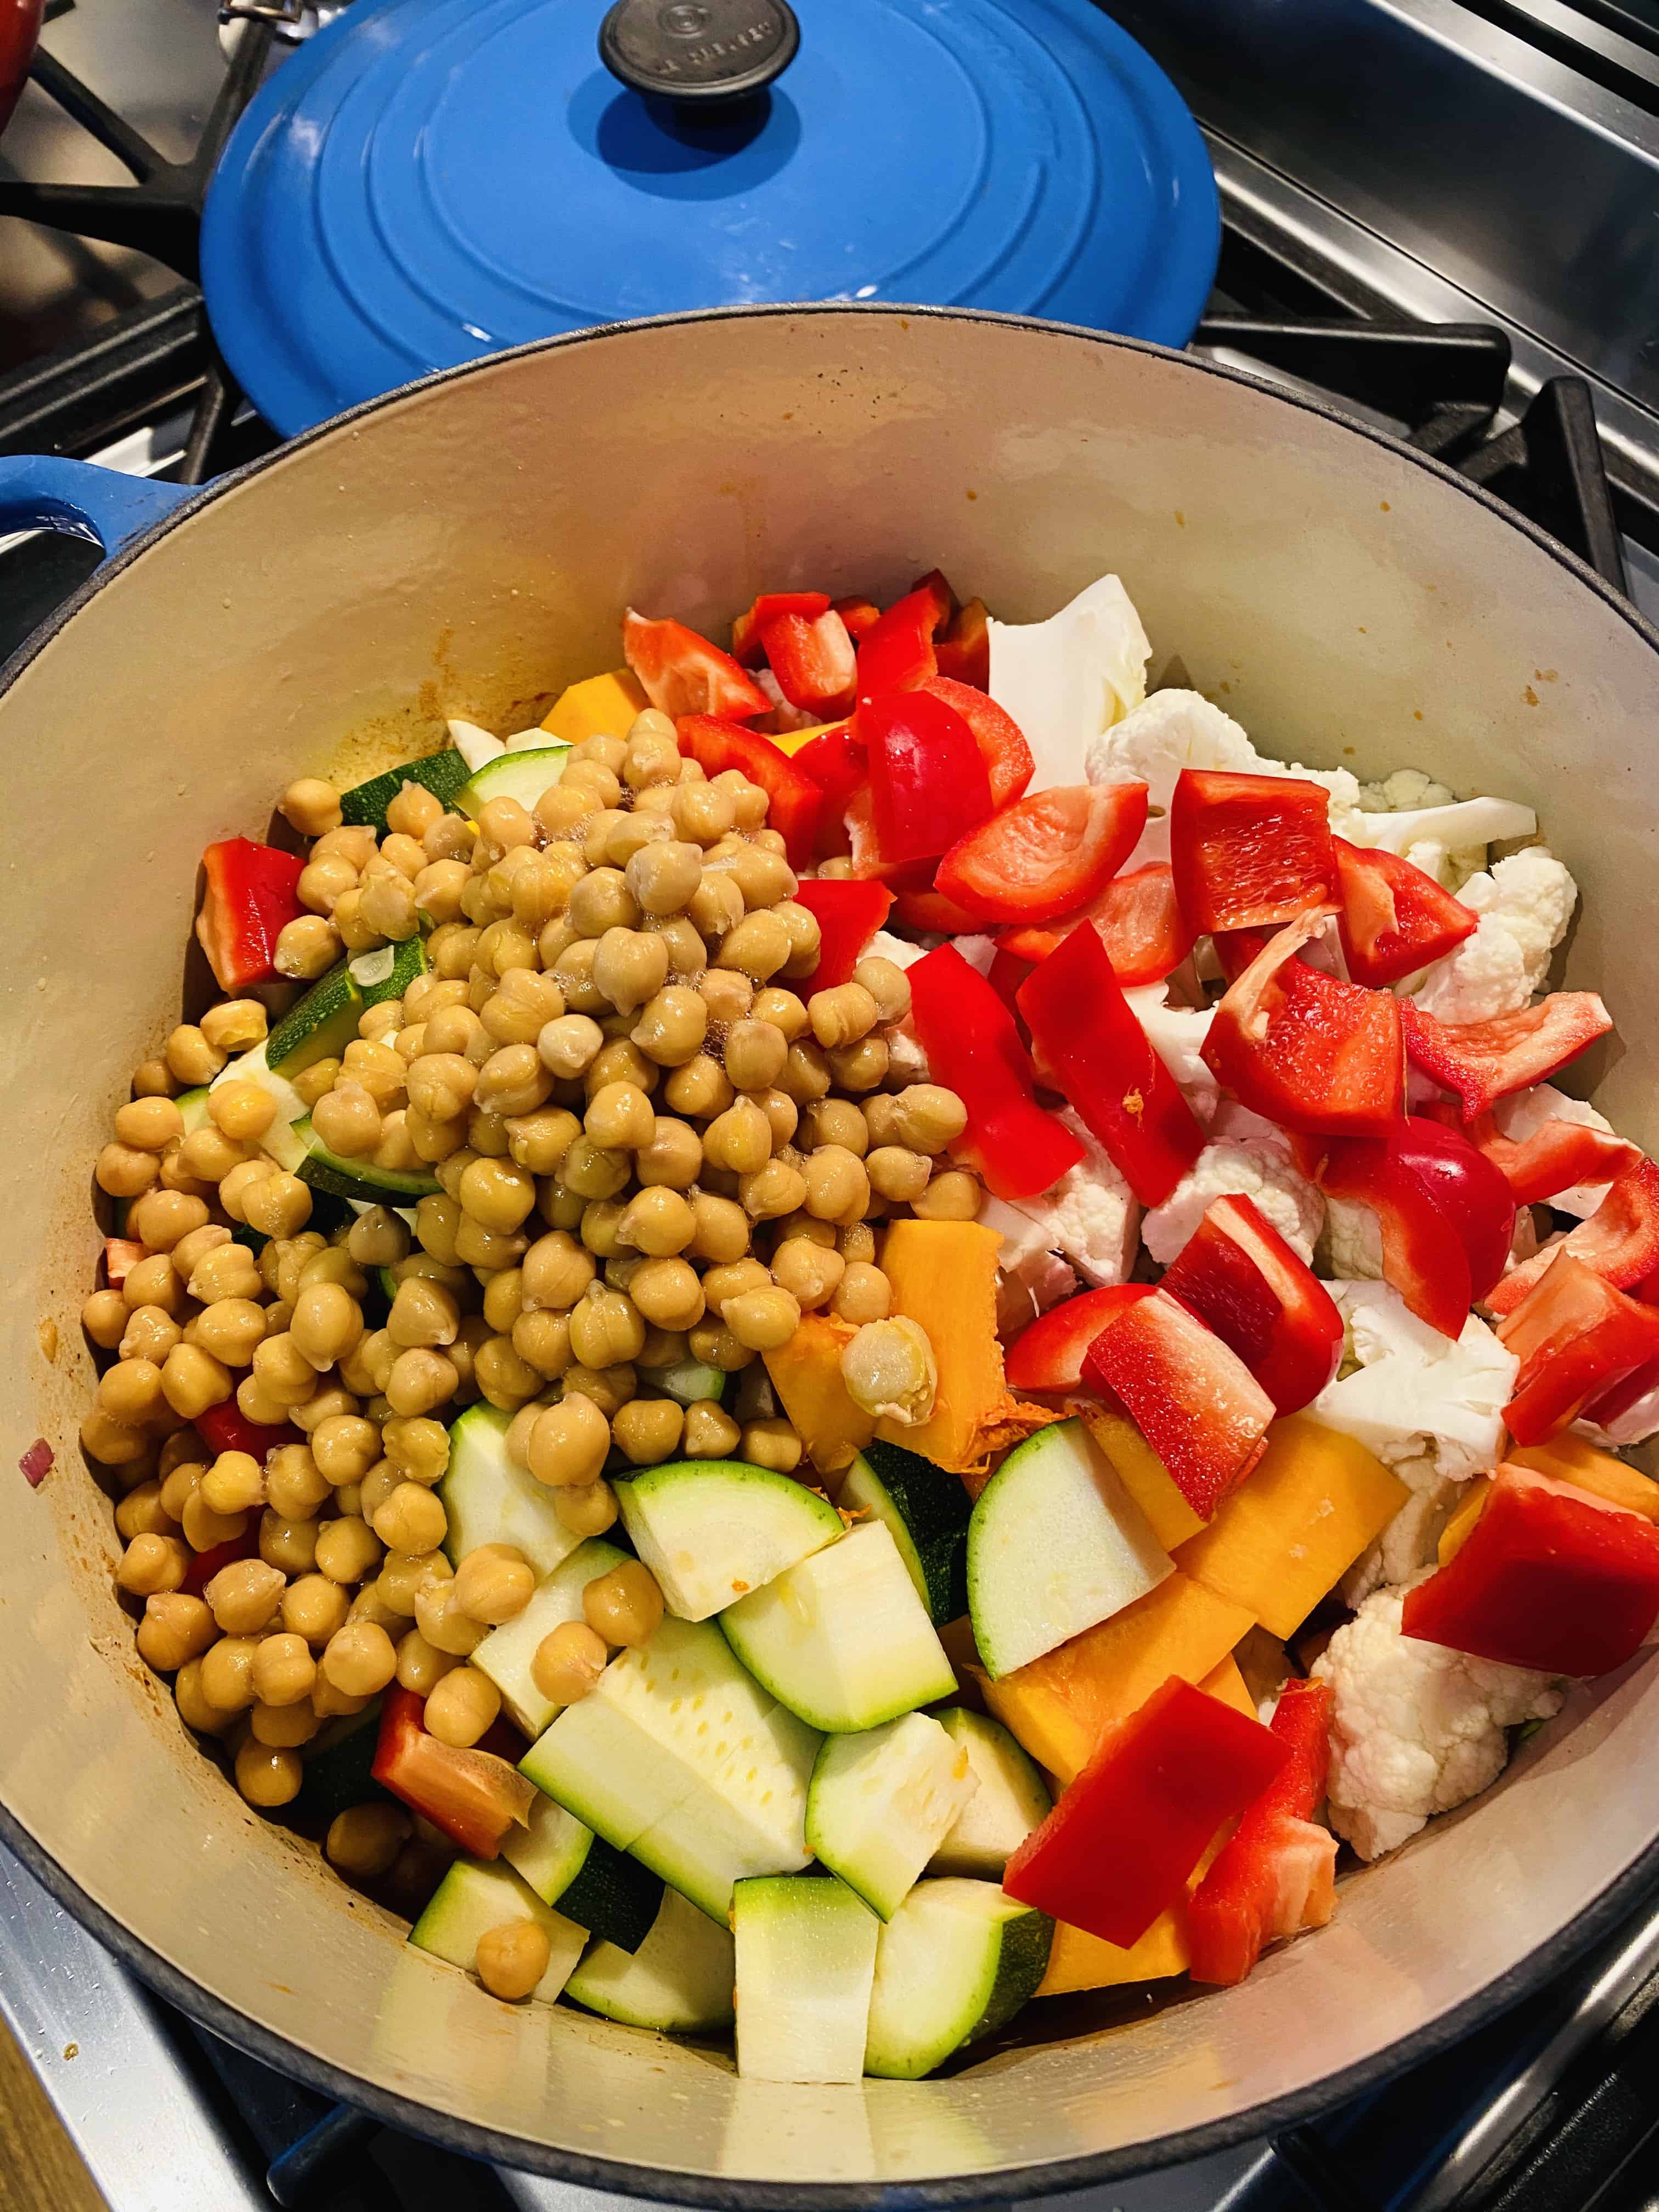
[1175, 1414, 1407, 1638]
[1077, 1404, 1205, 1551]
[877, 1220, 1058, 1483]
[1438, 1477, 1491, 1566]
[540, 669, 648, 747]
[1508, 1434, 1659, 1519]
[763, 1313, 875, 1475]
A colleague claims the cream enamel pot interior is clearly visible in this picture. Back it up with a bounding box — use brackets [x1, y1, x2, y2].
[3, 304, 1658, 2204]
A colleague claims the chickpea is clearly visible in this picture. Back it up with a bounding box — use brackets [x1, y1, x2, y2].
[687, 1319, 754, 1374]
[583, 1559, 663, 1649]
[475, 793, 538, 857]
[201, 1451, 266, 1516]
[627, 984, 704, 1069]
[577, 1087, 650, 1160]
[370, 1481, 447, 1556]
[912, 1168, 983, 1220]
[635, 1115, 703, 1192]
[160, 1342, 233, 1422]
[200, 1558, 285, 1637]
[306, 1417, 377, 1488]
[674, 778, 737, 845]
[258, 1511, 318, 1577]
[554, 1477, 619, 1538]
[512, 1307, 573, 1379]
[392, 1626, 457, 1696]
[476, 1918, 552, 2002]
[807, 983, 878, 1052]
[326, 1801, 411, 1879]
[131, 1057, 179, 1100]
[165, 1024, 228, 1086]
[126, 1189, 209, 1254]
[861, 1144, 927, 1203]
[740, 1419, 804, 1474]
[280, 776, 343, 836]
[291, 1059, 342, 1111]
[612, 1187, 690, 1261]
[675, 1397, 737, 1460]
[751, 986, 808, 1041]
[697, 975, 753, 1037]
[719, 1020, 783, 1095]
[568, 1286, 646, 1368]
[135, 1592, 216, 1673]
[423, 1664, 501, 1748]
[196, 1633, 259, 1713]
[472, 1334, 544, 1410]
[840, 1315, 936, 1424]
[690, 868, 747, 943]
[839, 1221, 878, 1266]
[622, 837, 700, 918]
[199, 1001, 267, 1057]
[174, 1658, 234, 1736]
[739, 1156, 808, 1222]
[96, 1141, 160, 1199]
[116, 1532, 189, 1597]
[527, 1393, 610, 1487]
[242, 1173, 313, 1239]
[234, 1740, 303, 1809]
[770, 1236, 845, 1312]
[382, 1415, 449, 1486]
[114, 1095, 184, 1154]
[891, 1082, 966, 1152]
[521, 1229, 595, 1312]
[383, 1347, 459, 1417]
[116, 1481, 173, 1542]
[657, 1054, 727, 1121]
[283, 1573, 350, 1646]
[687, 1191, 751, 1264]
[702, 1099, 771, 1176]
[715, 909, 792, 983]
[803, 1144, 871, 1226]
[827, 1035, 889, 1093]
[81, 1288, 128, 1351]
[749, 1087, 798, 1152]
[119, 1304, 182, 1365]
[313, 1514, 383, 1585]
[453, 1542, 535, 1624]
[250, 1632, 317, 1709]
[572, 1197, 622, 1254]
[321, 1620, 398, 1698]
[289, 1282, 363, 1375]
[720, 1285, 801, 1352]
[411, 1574, 487, 1657]
[610, 1396, 685, 1467]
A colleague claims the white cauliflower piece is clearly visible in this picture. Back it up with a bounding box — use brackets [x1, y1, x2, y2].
[1357, 768, 1456, 814]
[1124, 984, 1218, 1124]
[1001, 1110, 1140, 1288]
[1313, 1582, 1562, 1860]
[1411, 848, 1577, 1026]
[988, 575, 1151, 793]
[1492, 1082, 1618, 1218]
[1209, 1100, 1294, 1149]
[1086, 690, 1258, 866]
[1142, 1139, 1323, 1266]
[1345, 792, 1537, 861]
[1341, 1449, 1461, 1608]
[1577, 1379, 1659, 1448]
[1310, 1281, 1517, 1482]
[980, 1195, 1081, 1339]
[1317, 1194, 1385, 1280]
[952, 935, 999, 978]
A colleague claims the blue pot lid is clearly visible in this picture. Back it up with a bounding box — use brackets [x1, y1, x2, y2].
[201, 0, 1220, 436]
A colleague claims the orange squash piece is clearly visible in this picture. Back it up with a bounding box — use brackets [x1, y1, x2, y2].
[1077, 1404, 1205, 1551]
[1438, 1477, 1491, 1566]
[1508, 1433, 1659, 1519]
[1175, 1414, 1408, 1638]
[539, 669, 648, 747]
[973, 1571, 1253, 1786]
[877, 1220, 1058, 1484]
[763, 1313, 875, 1474]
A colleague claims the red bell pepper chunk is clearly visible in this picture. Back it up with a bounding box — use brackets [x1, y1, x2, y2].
[103, 1237, 144, 1289]
[1019, 923, 1205, 1206]
[890, 885, 984, 933]
[855, 586, 940, 703]
[998, 862, 1194, 983]
[1400, 993, 1613, 1118]
[1159, 1194, 1345, 1414]
[623, 609, 770, 723]
[1003, 1284, 1152, 1393]
[1317, 1130, 1474, 1338]
[934, 782, 1149, 929]
[918, 675, 1032, 809]
[906, 567, 958, 631]
[934, 596, 991, 690]
[1497, 1250, 1659, 1443]
[1002, 1675, 1291, 1950]
[759, 607, 856, 717]
[196, 839, 306, 994]
[674, 715, 822, 871]
[1201, 911, 1405, 1140]
[182, 1526, 261, 1598]
[1169, 770, 1338, 935]
[1188, 1680, 1337, 1986]
[788, 722, 862, 861]
[193, 1399, 299, 1461]
[1081, 1289, 1277, 1519]
[1333, 839, 1479, 987]
[1402, 1460, 1659, 1676]
[1487, 1157, 1659, 1318]
[1457, 1107, 1639, 1209]
[1391, 1115, 1516, 1305]
[832, 594, 882, 642]
[985, 947, 1033, 1023]
[791, 879, 893, 992]
[730, 590, 832, 667]
[371, 1686, 537, 1858]
[907, 945, 1085, 1203]
[861, 691, 995, 870]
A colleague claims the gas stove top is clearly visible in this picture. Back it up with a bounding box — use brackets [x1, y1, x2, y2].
[7, 4, 1659, 2208]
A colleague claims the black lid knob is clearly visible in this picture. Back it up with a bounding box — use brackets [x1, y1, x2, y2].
[599, 0, 799, 105]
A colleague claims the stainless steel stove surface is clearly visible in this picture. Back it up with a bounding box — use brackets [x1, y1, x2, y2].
[9, 3, 1659, 2208]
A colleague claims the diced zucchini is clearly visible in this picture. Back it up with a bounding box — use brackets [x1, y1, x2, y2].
[502, 1791, 662, 1954]
[408, 1858, 586, 2003]
[805, 1712, 978, 1921]
[340, 748, 472, 833]
[456, 747, 572, 820]
[720, 1522, 956, 1734]
[967, 1416, 1173, 1679]
[351, 935, 426, 1008]
[614, 1459, 843, 1622]
[863, 1880, 1052, 2080]
[294, 1114, 441, 1206]
[563, 1886, 734, 2033]
[731, 1875, 879, 2084]
[472, 1539, 628, 1735]
[266, 964, 363, 1077]
[839, 1441, 972, 1625]
[927, 1709, 1051, 1879]
[176, 1087, 211, 1135]
[295, 1702, 385, 1822]
[638, 1358, 726, 1408]
[439, 1403, 587, 1579]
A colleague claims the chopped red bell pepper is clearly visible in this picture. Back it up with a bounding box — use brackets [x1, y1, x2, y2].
[1497, 1251, 1659, 1443]
[674, 715, 822, 871]
[1201, 912, 1405, 1140]
[182, 1526, 261, 1597]
[1169, 770, 1338, 935]
[1002, 1674, 1292, 1950]
[1400, 994, 1613, 1119]
[1402, 1460, 1659, 1676]
[832, 594, 882, 642]
[1159, 1194, 1345, 1413]
[1487, 1158, 1659, 1318]
[985, 947, 1033, 1023]
[1391, 1115, 1516, 1304]
[889, 884, 984, 932]
[1211, 924, 1276, 984]
[196, 839, 306, 994]
[103, 1237, 144, 1289]
[193, 1399, 299, 1462]
[855, 586, 940, 703]
[1318, 1131, 1474, 1338]
[1188, 1680, 1337, 1986]
[934, 597, 991, 689]
[934, 782, 1148, 928]
[998, 862, 1194, 983]
[906, 945, 1085, 1202]
[1018, 923, 1205, 1207]
[731, 590, 832, 666]
[919, 675, 1033, 808]
[1081, 1288, 1277, 1518]
[759, 607, 856, 717]
[1455, 1107, 1639, 1208]
[791, 879, 894, 992]
[906, 568, 957, 632]
[787, 722, 862, 860]
[623, 609, 770, 723]
[861, 691, 995, 870]
[371, 1686, 537, 1858]
[1333, 839, 1479, 987]
[1003, 1284, 1152, 1393]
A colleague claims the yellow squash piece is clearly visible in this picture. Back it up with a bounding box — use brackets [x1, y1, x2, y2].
[1079, 1405, 1205, 1551]
[974, 1572, 1253, 1786]
[1175, 1414, 1408, 1639]
[540, 669, 648, 747]
[763, 1313, 875, 1475]
[766, 719, 843, 755]
[877, 1220, 1059, 1484]
[1508, 1434, 1659, 1519]
[1438, 1477, 1491, 1566]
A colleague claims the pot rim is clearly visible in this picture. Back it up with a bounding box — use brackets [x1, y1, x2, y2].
[9, 298, 1659, 2203]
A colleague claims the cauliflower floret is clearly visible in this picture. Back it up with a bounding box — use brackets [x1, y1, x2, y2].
[1411, 848, 1577, 1025]
[980, 1195, 1081, 1338]
[1313, 1581, 1562, 1859]
[1357, 768, 1456, 814]
[1142, 1139, 1323, 1267]
[1086, 690, 1257, 866]
[1310, 1281, 1517, 1483]
[988, 575, 1151, 792]
[1317, 1194, 1384, 1280]
[1492, 1082, 1617, 1218]
[1001, 1109, 1140, 1288]
[1345, 792, 1537, 862]
[1341, 1448, 1461, 1609]
[1124, 984, 1218, 1125]
[952, 935, 999, 978]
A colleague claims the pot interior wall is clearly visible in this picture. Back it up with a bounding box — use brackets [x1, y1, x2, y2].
[2, 308, 1656, 2194]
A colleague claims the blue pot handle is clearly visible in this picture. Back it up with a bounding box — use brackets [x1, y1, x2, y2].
[0, 455, 196, 559]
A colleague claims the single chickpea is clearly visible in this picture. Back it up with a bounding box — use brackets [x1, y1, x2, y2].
[567, 1286, 646, 1369]
[702, 1099, 772, 1177]
[326, 1801, 411, 1879]
[135, 1592, 216, 1672]
[610, 1396, 684, 1467]
[199, 1634, 262, 1713]
[281, 776, 343, 836]
[131, 1057, 179, 1099]
[165, 1024, 228, 1085]
[512, 1307, 573, 1379]
[250, 1700, 321, 1749]
[554, 1477, 618, 1537]
[770, 1236, 845, 1312]
[96, 1142, 160, 1199]
[126, 1189, 209, 1254]
[473, 1042, 552, 1119]
[864, 1145, 930, 1203]
[629, 985, 708, 1070]
[720, 1285, 801, 1352]
[174, 1658, 233, 1736]
[912, 1169, 983, 1220]
[472, 1334, 544, 1410]
[394, 1627, 458, 1696]
[833, 1261, 892, 1325]
[697, 970, 754, 1032]
[453, 1542, 535, 1624]
[840, 1315, 937, 1424]
[283, 1573, 351, 1646]
[751, 987, 808, 1041]
[321, 1620, 398, 1697]
[116, 1481, 173, 1542]
[200, 1001, 267, 1056]
[309, 1416, 380, 1487]
[260, 1511, 320, 1578]
[687, 1318, 754, 1374]
[531, 1618, 608, 1707]
[314, 1515, 384, 1585]
[81, 1288, 129, 1351]
[160, 1342, 233, 1422]
[628, 1258, 706, 1333]
[803, 1144, 871, 1226]
[242, 1174, 314, 1239]
[679, 1398, 739, 1460]
[251, 1330, 320, 1410]
[119, 1304, 182, 1365]
[740, 1419, 804, 1474]
[476, 793, 538, 856]
[423, 1664, 501, 1748]
[234, 1740, 303, 1810]
[634, 1115, 703, 1192]
[686, 1192, 751, 1264]
[584, 1081, 656, 1153]
[520, 1234, 599, 1317]
[414, 1577, 488, 1657]
[376, 1547, 451, 1618]
[251, 1632, 318, 1708]
[201, 1553, 285, 1634]
[370, 1481, 448, 1556]
[292, 1058, 342, 1109]
[116, 1532, 189, 1598]
[582, 1559, 663, 1649]
[201, 1451, 267, 1516]
[476, 1918, 552, 2002]
[290, 1282, 364, 1373]
[382, 1415, 449, 1486]
[114, 1095, 185, 1154]
[715, 909, 792, 983]
[527, 1393, 610, 1487]
[738, 1156, 809, 1222]
[385, 1348, 461, 1418]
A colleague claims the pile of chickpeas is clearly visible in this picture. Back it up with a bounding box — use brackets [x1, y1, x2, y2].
[80, 705, 974, 1975]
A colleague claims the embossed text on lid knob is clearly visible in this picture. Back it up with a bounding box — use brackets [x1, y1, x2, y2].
[599, 0, 799, 102]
